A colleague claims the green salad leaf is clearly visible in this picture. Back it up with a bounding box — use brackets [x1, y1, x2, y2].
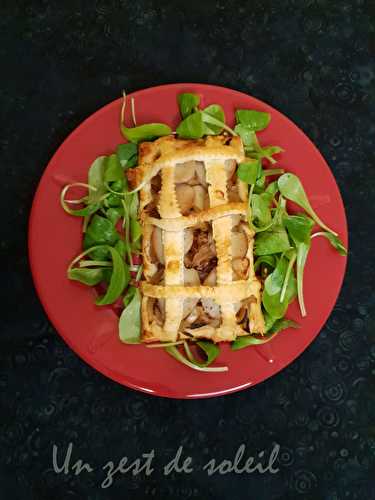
[201, 104, 225, 135]
[231, 333, 278, 350]
[85, 214, 120, 246]
[254, 225, 291, 256]
[254, 255, 276, 276]
[106, 207, 123, 225]
[176, 111, 204, 139]
[178, 92, 200, 118]
[284, 214, 314, 316]
[268, 318, 300, 334]
[237, 159, 261, 184]
[95, 246, 129, 305]
[201, 109, 235, 135]
[262, 255, 297, 319]
[114, 239, 127, 258]
[235, 109, 271, 131]
[122, 123, 172, 143]
[116, 143, 138, 169]
[234, 125, 256, 147]
[68, 267, 106, 286]
[123, 285, 138, 307]
[87, 156, 107, 203]
[251, 192, 273, 228]
[265, 180, 279, 197]
[185, 340, 221, 367]
[119, 287, 141, 343]
[104, 154, 123, 183]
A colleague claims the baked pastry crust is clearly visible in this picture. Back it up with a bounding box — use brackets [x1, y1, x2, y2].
[133, 134, 265, 343]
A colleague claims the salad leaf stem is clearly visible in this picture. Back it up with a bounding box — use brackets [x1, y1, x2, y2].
[165, 346, 228, 372]
[231, 333, 278, 350]
[263, 168, 284, 177]
[147, 340, 186, 348]
[183, 341, 195, 362]
[122, 200, 133, 267]
[131, 97, 137, 126]
[82, 217, 90, 233]
[201, 111, 236, 136]
[78, 260, 113, 268]
[64, 196, 89, 205]
[105, 183, 126, 197]
[122, 168, 160, 195]
[247, 184, 255, 225]
[311, 232, 347, 255]
[295, 244, 309, 317]
[135, 264, 143, 282]
[280, 251, 296, 303]
[60, 183, 100, 217]
[68, 245, 109, 270]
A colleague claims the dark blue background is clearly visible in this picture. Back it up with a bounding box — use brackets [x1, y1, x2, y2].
[1, 1, 375, 499]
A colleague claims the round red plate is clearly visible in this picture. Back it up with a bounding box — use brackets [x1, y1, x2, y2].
[28, 83, 348, 398]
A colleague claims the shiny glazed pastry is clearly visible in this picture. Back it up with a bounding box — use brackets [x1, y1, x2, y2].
[131, 135, 265, 343]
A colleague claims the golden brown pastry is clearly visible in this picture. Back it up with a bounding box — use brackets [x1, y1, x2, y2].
[132, 134, 265, 343]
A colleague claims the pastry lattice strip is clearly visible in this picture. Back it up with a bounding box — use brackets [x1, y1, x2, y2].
[136, 135, 265, 343]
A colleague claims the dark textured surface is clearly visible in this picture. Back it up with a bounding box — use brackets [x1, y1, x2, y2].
[1, 1, 375, 499]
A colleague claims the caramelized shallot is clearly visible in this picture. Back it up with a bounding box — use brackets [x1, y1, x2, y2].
[224, 159, 237, 179]
[176, 184, 194, 214]
[148, 298, 163, 326]
[192, 185, 209, 211]
[152, 226, 193, 264]
[227, 184, 242, 202]
[151, 226, 164, 264]
[192, 243, 216, 269]
[201, 268, 220, 319]
[231, 215, 241, 227]
[184, 228, 194, 254]
[232, 257, 250, 279]
[195, 162, 207, 186]
[203, 268, 217, 286]
[184, 267, 200, 286]
[174, 161, 196, 183]
[183, 268, 200, 318]
[231, 231, 248, 259]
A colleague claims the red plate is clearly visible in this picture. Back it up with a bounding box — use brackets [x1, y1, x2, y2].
[28, 84, 348, 398]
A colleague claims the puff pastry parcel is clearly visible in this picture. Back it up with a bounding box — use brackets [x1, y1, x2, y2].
[131, 134, 265, 343]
